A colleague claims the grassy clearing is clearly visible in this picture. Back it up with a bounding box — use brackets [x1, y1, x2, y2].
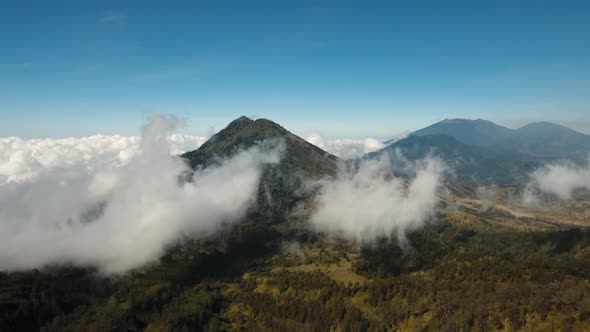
[272, 258, 367, 285]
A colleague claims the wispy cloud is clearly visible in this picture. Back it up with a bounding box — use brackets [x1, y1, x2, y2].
[305, 132, 385, 160]
[309, 155, 446, 243]
[98, 14, 127, 23]
[525, 157, 590, 200]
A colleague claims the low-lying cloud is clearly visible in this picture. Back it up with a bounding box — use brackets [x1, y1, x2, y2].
[527, 157, 590, 200]
[305, 132, 385, 159]
[0, 133, 206, 185]
[476, 186, 497, 212]
[309, 155, 446, 243]
[0, 115, 281, 274]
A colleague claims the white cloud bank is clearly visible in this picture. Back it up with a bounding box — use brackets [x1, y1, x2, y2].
[527, 157, 590, 200]
[0, 133, 207, 185]
[305, 132, 385, 159]
[309, 156, 446, 243]
[0, 115, 281, 274]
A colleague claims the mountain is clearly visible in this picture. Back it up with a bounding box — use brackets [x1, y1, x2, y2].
[410, 118, 590, 162]
[182, 116, 339, 223]
[504, 122, 590, 161]
[182, 116, 337, 176]
[368, 134, 538, 184]
[411, 118, 513, 147]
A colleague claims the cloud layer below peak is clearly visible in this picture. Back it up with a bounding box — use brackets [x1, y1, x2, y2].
[305, 132, 386, 160]
[0, 115, 281, 274]
[0, 133, 207, 186]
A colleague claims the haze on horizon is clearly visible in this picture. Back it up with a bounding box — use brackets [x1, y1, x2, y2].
[1, 1, 589, 139]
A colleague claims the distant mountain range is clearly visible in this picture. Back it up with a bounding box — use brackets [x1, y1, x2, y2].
[372, 118, 590, 185]
[410, 118, 590, 162]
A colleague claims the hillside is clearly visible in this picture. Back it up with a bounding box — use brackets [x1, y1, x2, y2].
[368, 134, 537, 184]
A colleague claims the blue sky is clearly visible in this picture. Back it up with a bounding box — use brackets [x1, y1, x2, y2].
[1, 1, 589, 138]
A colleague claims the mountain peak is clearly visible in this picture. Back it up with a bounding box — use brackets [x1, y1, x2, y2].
[518, 121, 574, 133]
[408, 117, 590, 162]
[182, 116, 338, 175]
[181, 116, 339, 223]
[439, 118, 495, 125]
[246, 118, 290, 136]
[509, 121, 590, 160]
[411, 118, 511, 147]
[228, 115, 254, 127]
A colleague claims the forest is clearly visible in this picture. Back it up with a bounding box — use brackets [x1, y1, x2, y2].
[3, 216, 590, 331]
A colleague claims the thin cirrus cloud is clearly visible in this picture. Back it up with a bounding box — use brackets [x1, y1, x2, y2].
[98, 14, 127, 23]
[0, 115, 283, 274]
